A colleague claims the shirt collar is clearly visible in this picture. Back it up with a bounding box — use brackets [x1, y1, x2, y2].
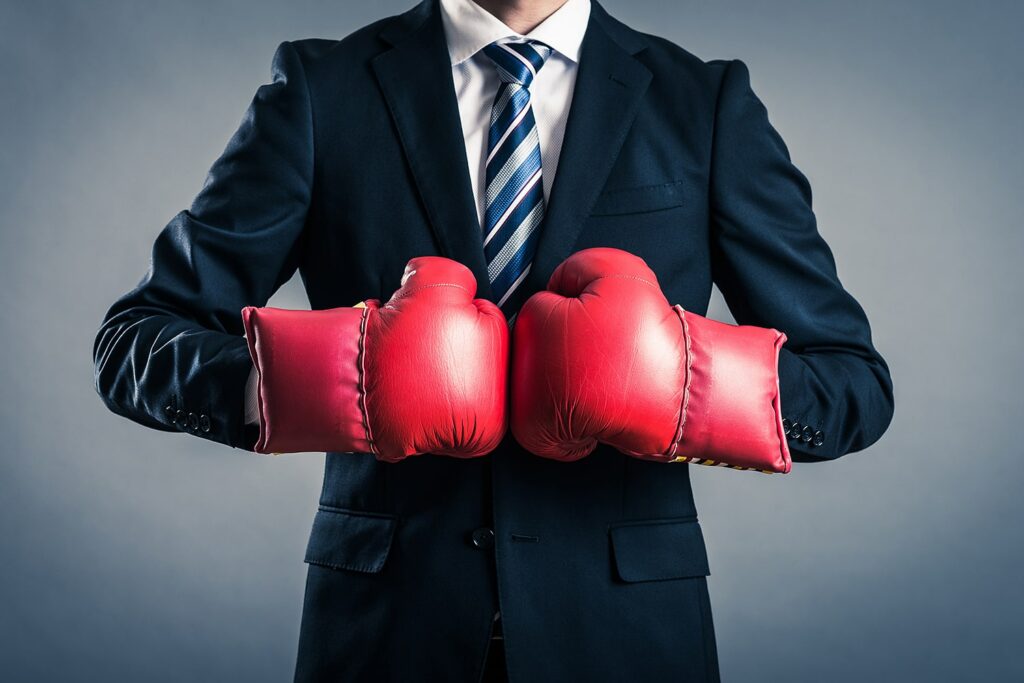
[440, 0, 591, 67]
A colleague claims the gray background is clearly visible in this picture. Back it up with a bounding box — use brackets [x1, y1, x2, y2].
[2, 0, 1021, 680]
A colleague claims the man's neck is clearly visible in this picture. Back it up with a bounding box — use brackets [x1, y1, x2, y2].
[472, 0, 570, 34]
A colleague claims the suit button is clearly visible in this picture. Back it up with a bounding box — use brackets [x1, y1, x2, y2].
[199, 414, 211, 433]
[470, 527, 495, 550]
[789, 422, 802, 439]
[188, 412, 199, 430]
[782, 418, 791, 435]
[801, 425, 813, 443]
[174, 409, 186, 426]
[812, 430, 825, 447]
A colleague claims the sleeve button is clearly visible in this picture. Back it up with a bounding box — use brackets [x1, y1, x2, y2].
[782, 418, 791, 435]
[199, 414, 212, 433]
[188, 412, 199, 430]
[801, 425, 813, 443]
[812, 430, 825, 447]
[790, 422, 802, 439]
[174, 409, 186, 426]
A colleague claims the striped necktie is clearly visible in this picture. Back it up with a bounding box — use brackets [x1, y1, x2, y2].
[481, 39, 553, 320]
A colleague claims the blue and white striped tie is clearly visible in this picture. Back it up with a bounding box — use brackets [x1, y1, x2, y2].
[481, 40, 552, 321]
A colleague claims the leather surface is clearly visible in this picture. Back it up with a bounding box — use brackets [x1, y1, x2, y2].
[512, 248, 688, 460]
[362, 257, 510, 460]
[677, 310, 791, 472]
[243, 257, 509, 460]
[241, 305, 367, 454]
[511, 247, 791, 472]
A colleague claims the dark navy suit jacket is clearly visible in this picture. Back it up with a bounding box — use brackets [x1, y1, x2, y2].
[93, 1, 894, 680]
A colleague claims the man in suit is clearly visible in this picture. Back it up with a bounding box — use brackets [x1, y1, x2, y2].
[93, 0, 895, 680]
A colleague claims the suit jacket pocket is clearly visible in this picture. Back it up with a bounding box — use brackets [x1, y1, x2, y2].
[609, 516, 710, 583]
[304, 506, 399, 574]
[590, 180, 688, 216]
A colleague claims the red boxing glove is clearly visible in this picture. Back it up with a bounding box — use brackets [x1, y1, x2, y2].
[511, 248, 791, 473]
[242, 257, 508, 461]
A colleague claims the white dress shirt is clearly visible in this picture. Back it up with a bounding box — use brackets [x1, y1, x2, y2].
[244, 0, 592, 426]
[440, 0, 591, 228]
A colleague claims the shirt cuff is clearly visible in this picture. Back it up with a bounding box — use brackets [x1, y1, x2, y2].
[244, 364, 260, 425]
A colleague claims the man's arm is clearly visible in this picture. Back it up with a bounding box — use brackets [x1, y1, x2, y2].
[708, 58, 894, 462]
[92, 41, 314, 450]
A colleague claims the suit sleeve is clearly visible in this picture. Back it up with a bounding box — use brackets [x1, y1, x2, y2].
[92, 41, 314, 451]
[707, 58, 894, 462]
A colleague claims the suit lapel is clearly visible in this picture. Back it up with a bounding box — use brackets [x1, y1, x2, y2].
[372, 1, 493, 299]
[370, 0, 652, 303]
[523, 2, 653, 295]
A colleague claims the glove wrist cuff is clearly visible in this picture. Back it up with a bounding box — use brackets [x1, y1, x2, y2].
[671, 307, 792, 474]
[241, 305, 373, 454]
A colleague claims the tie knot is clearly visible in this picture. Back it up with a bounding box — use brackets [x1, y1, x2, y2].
[482, 40, 552, 88]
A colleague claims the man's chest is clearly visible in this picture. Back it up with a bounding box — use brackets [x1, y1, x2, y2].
[297, 56, 717, 315]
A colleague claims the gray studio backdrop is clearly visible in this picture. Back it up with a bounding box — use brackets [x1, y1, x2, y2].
[2, 0, 1021, 680]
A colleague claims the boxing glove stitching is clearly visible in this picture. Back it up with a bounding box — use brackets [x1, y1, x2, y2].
[386, 282, 471, 303]
[356, 304, 378, 457]
[576, 274, 659, 291]
[600, 274, 657, 288]
[667, 305, 693, 461]
[770, 330, 792, 473]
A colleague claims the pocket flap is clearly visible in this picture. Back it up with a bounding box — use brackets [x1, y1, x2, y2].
[304, 506, 398, 574]
[590, 180, 687, 216]
[609, 517, 710, 583]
